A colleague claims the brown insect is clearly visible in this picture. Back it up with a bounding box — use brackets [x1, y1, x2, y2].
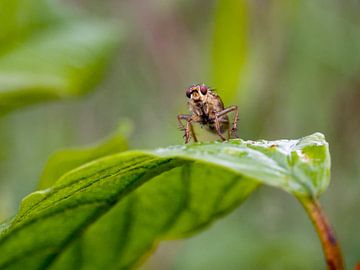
[177, 83, 239, 144]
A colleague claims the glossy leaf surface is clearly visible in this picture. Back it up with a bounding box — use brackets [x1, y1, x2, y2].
[0, 133, 330, 269]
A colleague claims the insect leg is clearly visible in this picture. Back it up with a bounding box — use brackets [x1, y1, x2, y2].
[216, 105, 239, 139]
[177, 114, 197, 143]
[189, 122, 198, 142]
[177, 114, 190, 131]
[214, 114, 226, 141]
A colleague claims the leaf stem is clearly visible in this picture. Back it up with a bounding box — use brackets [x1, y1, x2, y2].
[298, 196, 344, 270]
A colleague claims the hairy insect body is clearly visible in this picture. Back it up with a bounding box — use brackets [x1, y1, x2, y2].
[178, 84, 239, 144]
[188, 91, 229, 134]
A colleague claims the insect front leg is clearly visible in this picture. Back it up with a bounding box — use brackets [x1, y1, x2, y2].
[216, 105, 239, 139]
[189, 122, 198, 142]
[214, 114, 226, 141]
[177, 114, 198, 143]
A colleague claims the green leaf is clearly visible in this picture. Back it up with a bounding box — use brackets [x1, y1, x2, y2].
[212, 0, 248, 103]
[38, 133, 128, 190]
[0, 0, 63, 43]
[0, 133, 330, 269]
[0, 0, 121, 115]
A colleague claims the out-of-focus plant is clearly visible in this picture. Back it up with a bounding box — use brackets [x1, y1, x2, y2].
[37, 131, 128, 190]
[0, 0, 121, 115]
[212, 0, 248, 104]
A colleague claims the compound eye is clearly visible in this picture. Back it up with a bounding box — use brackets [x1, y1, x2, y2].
[200, 85, 208, 95]
[186, 88, 192, 98]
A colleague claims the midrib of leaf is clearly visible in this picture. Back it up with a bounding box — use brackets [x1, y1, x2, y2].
[0, 155, 184, 268]
[0, 133, 334, 269]
[10, 155, 175, 229]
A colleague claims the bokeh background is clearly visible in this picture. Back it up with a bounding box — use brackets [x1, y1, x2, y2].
[1, 0, 359, 269]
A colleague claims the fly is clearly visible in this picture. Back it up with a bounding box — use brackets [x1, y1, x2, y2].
[177, 83, 239, 144]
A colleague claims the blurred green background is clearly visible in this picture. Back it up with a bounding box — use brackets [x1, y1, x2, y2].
[0, 0, 359, 269]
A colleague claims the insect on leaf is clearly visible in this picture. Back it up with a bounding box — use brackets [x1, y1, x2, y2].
[0, 133, 330, 269]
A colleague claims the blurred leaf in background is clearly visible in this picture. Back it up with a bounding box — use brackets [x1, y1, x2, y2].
[38, 130, 128, 190]
[0, 0, 122, 223]
[212, 0, 248, 104]
[0, 0, 121, 115]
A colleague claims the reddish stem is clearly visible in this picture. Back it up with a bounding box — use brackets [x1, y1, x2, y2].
[298, 196, 345, 270]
